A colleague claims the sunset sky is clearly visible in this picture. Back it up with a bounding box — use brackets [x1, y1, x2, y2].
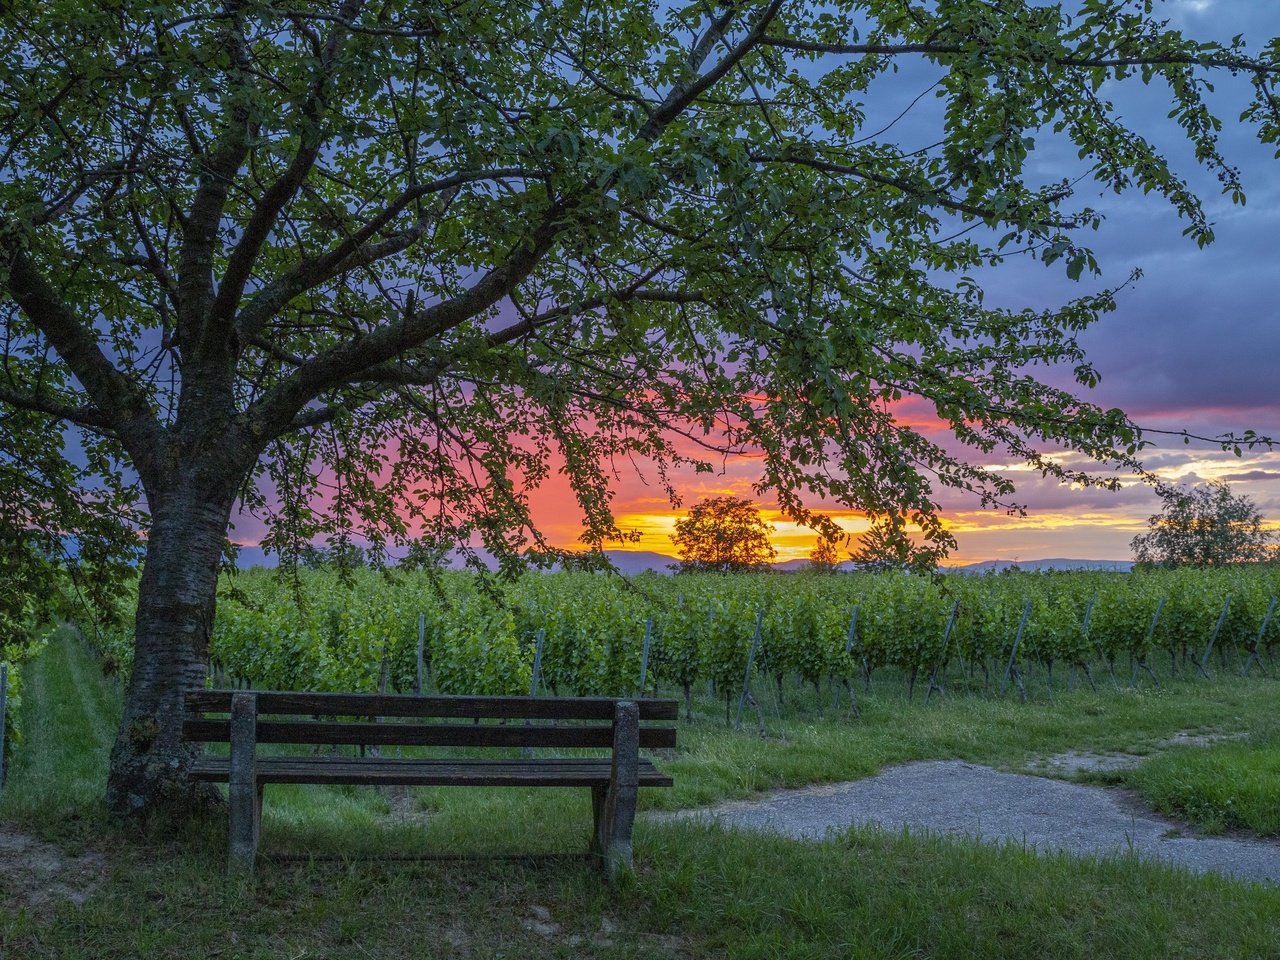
[219, 1, 1280, 567]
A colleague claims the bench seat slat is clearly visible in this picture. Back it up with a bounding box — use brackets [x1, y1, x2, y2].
[184, 719, 676, 749]
[190, 755, 673, 788]
[188, 690, 679, 721]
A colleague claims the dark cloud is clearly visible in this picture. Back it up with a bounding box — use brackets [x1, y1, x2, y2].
[1220, 470, 1280, 482]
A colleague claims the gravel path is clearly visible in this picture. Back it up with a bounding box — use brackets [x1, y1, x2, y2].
[661, 760, 1280, 885]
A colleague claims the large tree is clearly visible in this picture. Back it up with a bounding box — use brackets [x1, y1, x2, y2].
[1132, 481, 1276, 567]
[3, 1, 1279, 817]
[672, 496, 777, 572]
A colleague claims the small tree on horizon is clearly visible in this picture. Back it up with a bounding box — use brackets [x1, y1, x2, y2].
[850, 516, 945, 575]
[671, 497, 776, 573]
[1131, 481, 1275, 567]
[808, 536, 842, 572]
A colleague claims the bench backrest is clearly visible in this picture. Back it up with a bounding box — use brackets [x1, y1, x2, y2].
[184, 690, 678, 750]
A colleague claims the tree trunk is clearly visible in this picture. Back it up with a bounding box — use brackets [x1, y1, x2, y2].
[106, 482, 235, 819]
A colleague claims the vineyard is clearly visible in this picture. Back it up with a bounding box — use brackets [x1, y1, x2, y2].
[91, 565, 1280, 719]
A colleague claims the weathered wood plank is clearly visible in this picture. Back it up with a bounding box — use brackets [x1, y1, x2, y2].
[190, 756, 672, 788]
[184, 719, 677, 750]
[187, 690, 679, 721]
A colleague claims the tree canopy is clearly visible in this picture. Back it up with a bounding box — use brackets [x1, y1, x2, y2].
[3, 0, 1280, 816]
[808, 536, 842, 572]
[849, 516, 943, 574]
[672, 496, 777, 572]
[1131, 481, 1276, 567]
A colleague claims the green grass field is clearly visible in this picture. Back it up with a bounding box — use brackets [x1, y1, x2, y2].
[2, 628, 1279, 959]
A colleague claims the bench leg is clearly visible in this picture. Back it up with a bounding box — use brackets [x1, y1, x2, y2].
[228, 692, 260, 874]
[229, 780, 262, 872]
[595, 701, 639, 883]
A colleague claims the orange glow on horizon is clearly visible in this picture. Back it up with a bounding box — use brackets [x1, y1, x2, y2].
[601, 508, 877, 562]
[226, 408, 1280, 566]
[567, 505, 1164, 565]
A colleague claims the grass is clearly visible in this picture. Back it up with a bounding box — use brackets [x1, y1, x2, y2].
[3, 628, 1280, 959]
[656, 659, 1280, 812]
[1123, 728, 1280, 836]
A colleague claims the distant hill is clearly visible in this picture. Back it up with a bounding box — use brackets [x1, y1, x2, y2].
[230, 546, 1132, 575]
[228, 546, 681, 574]
[594, 551, 679, 574]
[952, 559, 1133, 574]
[230, 545, 278, 568]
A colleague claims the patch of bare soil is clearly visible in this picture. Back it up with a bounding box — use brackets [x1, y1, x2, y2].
[522, 904, 689, 956]
[1027, 729, 1250, 776]
[0, 824, 107, 910]
[381, 785, 433, 827]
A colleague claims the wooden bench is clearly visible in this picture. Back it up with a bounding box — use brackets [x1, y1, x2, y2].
[183, 690, 677, 878]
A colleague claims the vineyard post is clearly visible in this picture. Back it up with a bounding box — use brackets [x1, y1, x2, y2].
[378, 638, 390, 694]
[0, 662, 7, 787]
[1132, 597, 1165, 687]
[415, 613, 426, 695]
[833, 605, 860, 712]
[1197, 595, 1232, 679]
[1000, 599, 1031, 701]
[705, 606, 716, 699]
[925, 601, 961, 703]
[638, 617, 653, 696]
[371, 637, 390, 759]
[734, 609, 765, 734]
[1243, 597, 1276, 677]
[1077, 591, 1099, 692]
[529, 628, 546, 697]
[519, 628, 548, 760]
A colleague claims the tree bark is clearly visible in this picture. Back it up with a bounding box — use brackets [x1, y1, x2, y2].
[106, 480, 236, 818]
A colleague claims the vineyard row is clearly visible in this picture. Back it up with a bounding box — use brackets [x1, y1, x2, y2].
[94, 566, 1280, 707]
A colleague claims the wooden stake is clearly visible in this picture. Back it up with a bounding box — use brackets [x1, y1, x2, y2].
[1244, 597, 1276, 677]
[735, 609, 764, 732]
[834, 606, 860, 714]
[1001, 599, 1032, 698]
[415, 612, 426, 695]
[0, 663, 7, 787]
[1131, 598, 1165, 688]
[1197, 595, 1232, 679]
[638, 618, 653, 695]
[529, 628, 546, 698]
[926, 600, 960, 703]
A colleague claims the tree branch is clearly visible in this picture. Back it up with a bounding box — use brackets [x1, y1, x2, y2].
[761, 36, 1280, 76]
[0, 234, 161, 455]
[271, 286, 706, 436]
[233, 168, 542, 341]
[0, 381, 115, 432]
[637, 0, 785, 142]
[486, 289, 706, 350]
[176, 1, 255, 353]
[241, 200, 570, 443]
[210, 0, 366, 330]
[749, 151, 1074, 226]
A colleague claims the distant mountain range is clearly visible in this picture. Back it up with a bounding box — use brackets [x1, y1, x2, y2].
[952, 558, 1133, 573]
[231, 545, 1132, 574]
[596, 553, 1136, 574]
